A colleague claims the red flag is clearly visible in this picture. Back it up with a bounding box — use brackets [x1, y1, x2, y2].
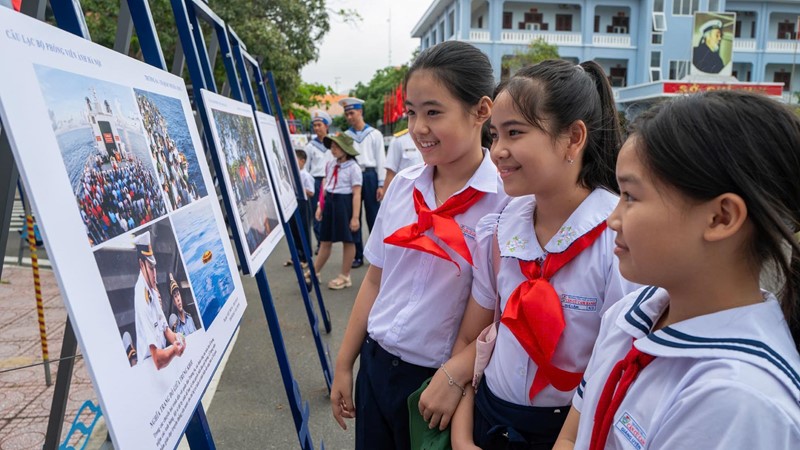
[392, 84, 404, 123]
[12, 0, 21, 11]
[288, 110, 297, 133]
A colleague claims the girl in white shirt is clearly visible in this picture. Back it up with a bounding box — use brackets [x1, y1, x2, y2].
[431, 61, 639, 450]
[554, 91, 800, 449]
[314, 133, 362, 290]
[329, 41, 508, 449]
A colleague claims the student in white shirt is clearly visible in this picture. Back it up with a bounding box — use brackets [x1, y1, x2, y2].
[415, 60, 637, 450]
[554, 91, 800, 449]
[304, 110, 333, 250]
[313, 134, 362, 290]
[384, 129, 423, 191]
[340, 96, 387, 268]
[329, 41, 508, 449]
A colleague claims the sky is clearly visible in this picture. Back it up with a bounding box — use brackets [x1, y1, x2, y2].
[301, 0, 432, 93]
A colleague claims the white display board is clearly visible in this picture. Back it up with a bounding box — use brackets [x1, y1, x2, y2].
[200, 90, 284, 273]
[256, 111, 299, 219]
[0, 8, 246, 450]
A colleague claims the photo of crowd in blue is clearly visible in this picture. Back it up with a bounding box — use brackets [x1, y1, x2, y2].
[34, 65, 168, 246]
[210, 108, 280, 255]
[93, 218, 201, 369]
[134, 89, 208, 211]
[171, 201, 236, 329]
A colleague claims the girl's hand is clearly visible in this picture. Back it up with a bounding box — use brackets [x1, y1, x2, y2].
[330, 367, 356, 430]
[315, 207, 322, 222]
[349, 217, 360, 232]
[418, 367, 465, 431]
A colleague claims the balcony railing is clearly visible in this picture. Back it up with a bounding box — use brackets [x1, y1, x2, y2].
[592, 34, 632, 47]
[469, 29, 490, 42]
[767, 40, 800, 53]
[734, 39, 756, 51]
[501, 31, 582, 46]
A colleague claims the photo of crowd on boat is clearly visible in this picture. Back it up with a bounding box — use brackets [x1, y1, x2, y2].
[209, 108, 280, 256]
[135, 89, 208, 212]
[34, 65, 168, 246]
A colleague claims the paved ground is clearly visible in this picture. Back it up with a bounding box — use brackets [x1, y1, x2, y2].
[1, 193, 363, 449]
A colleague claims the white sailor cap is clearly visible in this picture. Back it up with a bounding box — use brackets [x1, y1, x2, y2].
[310, 110, 332, 125]
[134, 231, 156, 265]
[700, 19, 723, 34]
[339, 97, 365, 112]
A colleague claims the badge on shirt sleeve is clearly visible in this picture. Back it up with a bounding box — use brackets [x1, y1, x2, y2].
[614, 411, 648, 450]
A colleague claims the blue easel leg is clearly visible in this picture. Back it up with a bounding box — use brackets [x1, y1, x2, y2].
[283, 221, 333, 391]
[292, 209, 332, 333]
[185, 405, 216, 450]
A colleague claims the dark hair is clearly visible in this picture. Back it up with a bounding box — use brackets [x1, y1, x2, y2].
[631, 90, 800, 349]
[405, 41, 495, 148]
[494, 60, 622, 192]
[295, 149, 307, 160]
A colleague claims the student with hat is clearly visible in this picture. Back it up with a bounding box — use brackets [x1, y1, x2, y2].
[692, 19, 725, 74]
[132, 231, 185, 370]
[339, 97, 386, 268]
[304, 110, 334, 250]
[169, 273, 197, 336]
[314, 133, 362, 290]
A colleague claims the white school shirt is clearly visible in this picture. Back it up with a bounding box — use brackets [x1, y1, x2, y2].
[386, 132, 423, 174]
[345, 125, 386, 186]
[324, 159, 362, 195]
[133, 273, 169, 362]
[304, 137, 331, 178]
[364, 150, 509, 368]
[300, 169, 315, 196]
[572, 286, 800, 449]
[472, 189, 640, 407]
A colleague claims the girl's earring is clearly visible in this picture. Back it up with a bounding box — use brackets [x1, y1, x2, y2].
[567, 158, 574, 165]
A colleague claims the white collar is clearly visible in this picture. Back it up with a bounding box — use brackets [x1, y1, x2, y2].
[497, 188, 617, 260]
[620, 287, 800, 403]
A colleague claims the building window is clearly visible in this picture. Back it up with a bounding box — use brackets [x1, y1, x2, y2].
[653, 13, 667, 32]
[650, 69, 662, 82]
[669, 60, 691, 80]
[503, 12, 513, 29]
[651, 51, 661, 68]
[609, 66, 627, 87]
[673, 0, 698, 16]
[478, 15, 483, 28]
[708, 0, 720, 12]
[520, 9, 547, 31]
[653, 0, 664, 12]
[448, 11, 455, 38]
[775, 71, 791, 91]
[652, 33, 663, 45]
[594, 15, 600, 33]
[735, 21, 741, 38]
[609, 14, 629, 34]
[751, 21, 757, 39]
[778, 21, 796, 40]
[556, 14, 573, 32]
[432, 29, 437, 44]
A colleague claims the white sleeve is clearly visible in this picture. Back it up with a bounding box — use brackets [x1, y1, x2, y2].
[373, 132, 387, 186]
[470, 214, 501, 310]
[363, 178, 392, 268]
[303, 142, 316, 174]
[648, 381, 800, 449]
[385, 137, 402, 173]
[351, 164, 363, 187]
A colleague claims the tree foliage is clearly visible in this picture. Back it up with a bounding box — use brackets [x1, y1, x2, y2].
[79, 0, 334, 114]
[501, 38, 560, 78]
[350, 65, 408, 127]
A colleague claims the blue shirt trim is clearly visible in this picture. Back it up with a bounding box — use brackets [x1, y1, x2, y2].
[624, 286, 659, 335]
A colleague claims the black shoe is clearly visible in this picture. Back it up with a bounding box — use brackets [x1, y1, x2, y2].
[351, 258, 364, 269]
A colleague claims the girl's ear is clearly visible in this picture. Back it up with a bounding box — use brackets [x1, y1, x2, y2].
[704, 193, 748, 242]
[475, 96, 493, 124]
[564, 120, 588, 162]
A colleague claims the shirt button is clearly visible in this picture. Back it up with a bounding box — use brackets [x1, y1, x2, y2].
[392, 326, 399, 333]
[518, 368, 525, 376]
[392, 359, 399, 367]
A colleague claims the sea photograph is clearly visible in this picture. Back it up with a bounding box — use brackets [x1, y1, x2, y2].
[171, 200, 235, 330]
[33, 65, 168, 246]
[134, 89, 208, 211]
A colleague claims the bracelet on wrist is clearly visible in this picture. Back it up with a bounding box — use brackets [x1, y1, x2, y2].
[440, 363, 466, 397]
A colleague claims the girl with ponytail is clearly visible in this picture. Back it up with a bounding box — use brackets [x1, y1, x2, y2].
[417, 59, 640, 449]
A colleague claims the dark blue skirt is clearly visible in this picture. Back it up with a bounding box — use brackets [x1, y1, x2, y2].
[320, 192, 357, 243]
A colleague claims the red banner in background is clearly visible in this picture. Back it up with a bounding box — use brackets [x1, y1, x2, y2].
[12, 0, 21, 11]
[662, 81, 783, 97]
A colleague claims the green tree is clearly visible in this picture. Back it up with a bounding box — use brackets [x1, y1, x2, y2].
[501, 38, 560, 80]
[350, 65, 408, 129]
[79, 0, 337, 114]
